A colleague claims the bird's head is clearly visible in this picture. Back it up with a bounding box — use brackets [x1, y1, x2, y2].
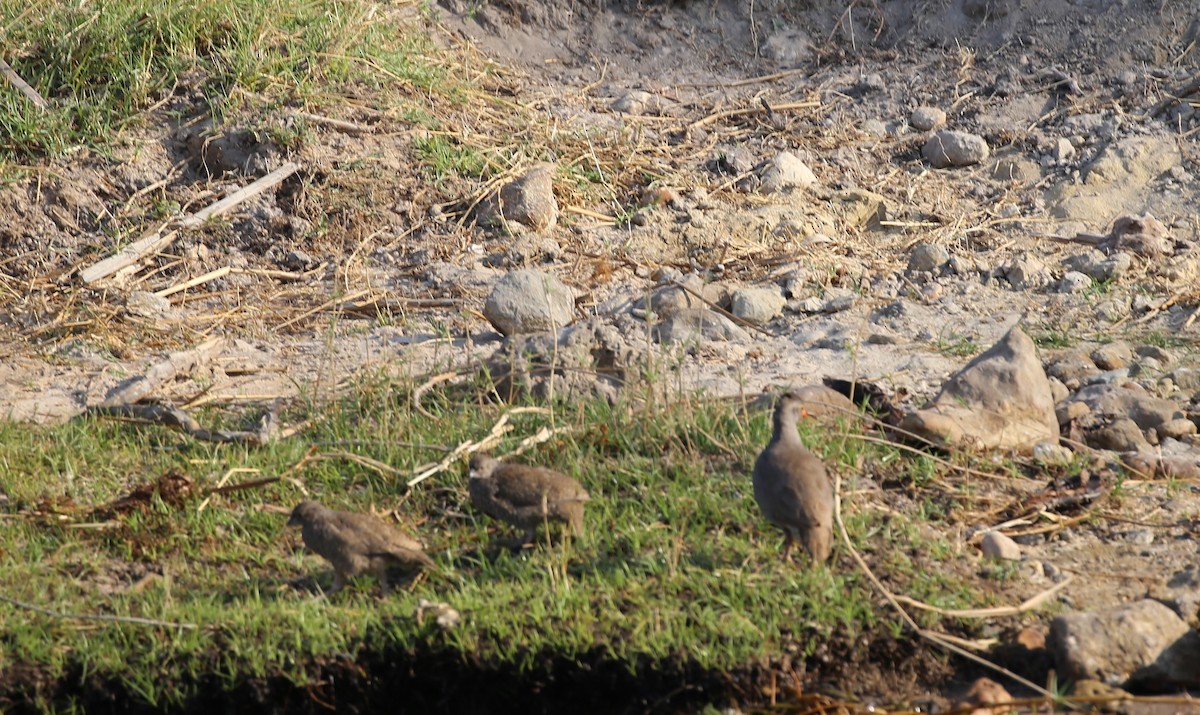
[287, 500, 323, 527]
[468, 453, 496, 480]
[774, 391, 809, 425]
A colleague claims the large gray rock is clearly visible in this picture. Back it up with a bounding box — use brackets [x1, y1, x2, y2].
[898, 326, 1058, 452]
[923, 130, 990, 168]
[484, 270, 575, 336]
[1049, 599, 1200, 690]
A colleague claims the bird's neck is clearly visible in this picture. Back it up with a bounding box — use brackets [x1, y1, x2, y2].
[771, 413, 799, 443]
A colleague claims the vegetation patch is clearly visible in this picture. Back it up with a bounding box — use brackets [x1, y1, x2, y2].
[0, 382, 990, 711]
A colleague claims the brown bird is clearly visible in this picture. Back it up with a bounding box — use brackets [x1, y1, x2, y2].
[287, 500, 435, 594]
[752, 391, 835, 564]
[467, 453, 590, 544]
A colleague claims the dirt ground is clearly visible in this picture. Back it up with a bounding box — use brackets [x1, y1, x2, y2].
[3, 0, 1200, 705]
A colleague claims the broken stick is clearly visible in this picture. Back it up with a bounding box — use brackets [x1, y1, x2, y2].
[80, 162, 301, 285]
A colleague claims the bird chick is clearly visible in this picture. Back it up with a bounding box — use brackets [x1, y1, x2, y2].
[752, 391, 835, 564]
[467, 453, 590, 544]
[287, 500, 434, 594]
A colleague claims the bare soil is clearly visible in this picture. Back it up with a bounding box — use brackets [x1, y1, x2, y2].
[3, 0, 1200, 709]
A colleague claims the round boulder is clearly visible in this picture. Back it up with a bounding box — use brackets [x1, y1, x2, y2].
[484, 270, 575, 336]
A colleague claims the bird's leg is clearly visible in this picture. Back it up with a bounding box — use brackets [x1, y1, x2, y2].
[329, 571, 346, 594]
[376, 567, 392, 596]
[782, 533, 795, 563]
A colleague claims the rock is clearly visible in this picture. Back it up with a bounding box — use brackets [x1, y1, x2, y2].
[1049, 599, 1200, 690]
[652, 308, 750, 344]
[712, 145, 756, 175]
[1104, 213, 1172, 259]
[612, 90, 661, 115]
[1169, 368, 1200, 393]
[759, 152, 816, 193]
[631, 284, 700, 319]
[483, 269, 575, 336]
[952, 677, 1013, 715]
[1004, 257, 1050, 290]
[1032, 441, 1073, 466]
[1056, 400, 1090, 426]
[832, 189, 888, 230]
[1047, 376, 1070, 403]
[1068, 680, 1131, 705]
[1083, 415, 1151, 452]
[910, 106, 946, 131]
[981, 531, 1021, 560]
[776, 384, 859, 419]
[908, 243, 950, 273]
[898, 326, 1059, 452]
[1152, 567, 1200, 623]
[730, 287, 785, 325]
[991, 155, 1039, 183]
[1064, 251, 1133, 281]
[1156, 418, 1198, 440]
[789, 288, 856, 315]
[923, 130, 990, 168]
[1056, 271, 1091, 293]
[1087, 367, 1130, 386]
[1046, 349, 1100, 389]
[1054, 137, 1076, 163]
[124, 291, 173, 320]
[1067, 384, 1184, 431]
[483, 164, 559, 233]
[1090, 342, 1133, 371]
[1136, 345, 1173, 365]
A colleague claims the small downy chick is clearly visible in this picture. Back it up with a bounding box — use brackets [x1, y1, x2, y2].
[467, 453, 590, 544]
[287, 500, 434, 594]
[752, 391, 835, 564]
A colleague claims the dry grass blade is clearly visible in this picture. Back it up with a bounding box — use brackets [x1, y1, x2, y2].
[892, 576, 1073, 618]
[0, 594, 197, 630]
[412, 370, 466, 419]
[0, 57, 48, 108]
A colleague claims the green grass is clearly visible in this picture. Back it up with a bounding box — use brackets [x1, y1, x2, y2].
[0, 382, 980, 708]
[0, 0, 449, 161]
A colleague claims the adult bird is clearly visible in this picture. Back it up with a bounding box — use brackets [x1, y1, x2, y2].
[752, 391, 835, 564]
[467, 453, 590, 545]
[287, 500, 434, 594]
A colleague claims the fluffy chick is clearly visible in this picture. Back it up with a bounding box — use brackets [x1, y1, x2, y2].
[467, 454, 590, 544]
[287, 500, 434, 594]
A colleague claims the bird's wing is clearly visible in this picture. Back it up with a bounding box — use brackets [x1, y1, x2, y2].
[495, 467, 589, 507]
[329, 510, 425, 556]
[756, 447, 831, 528]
